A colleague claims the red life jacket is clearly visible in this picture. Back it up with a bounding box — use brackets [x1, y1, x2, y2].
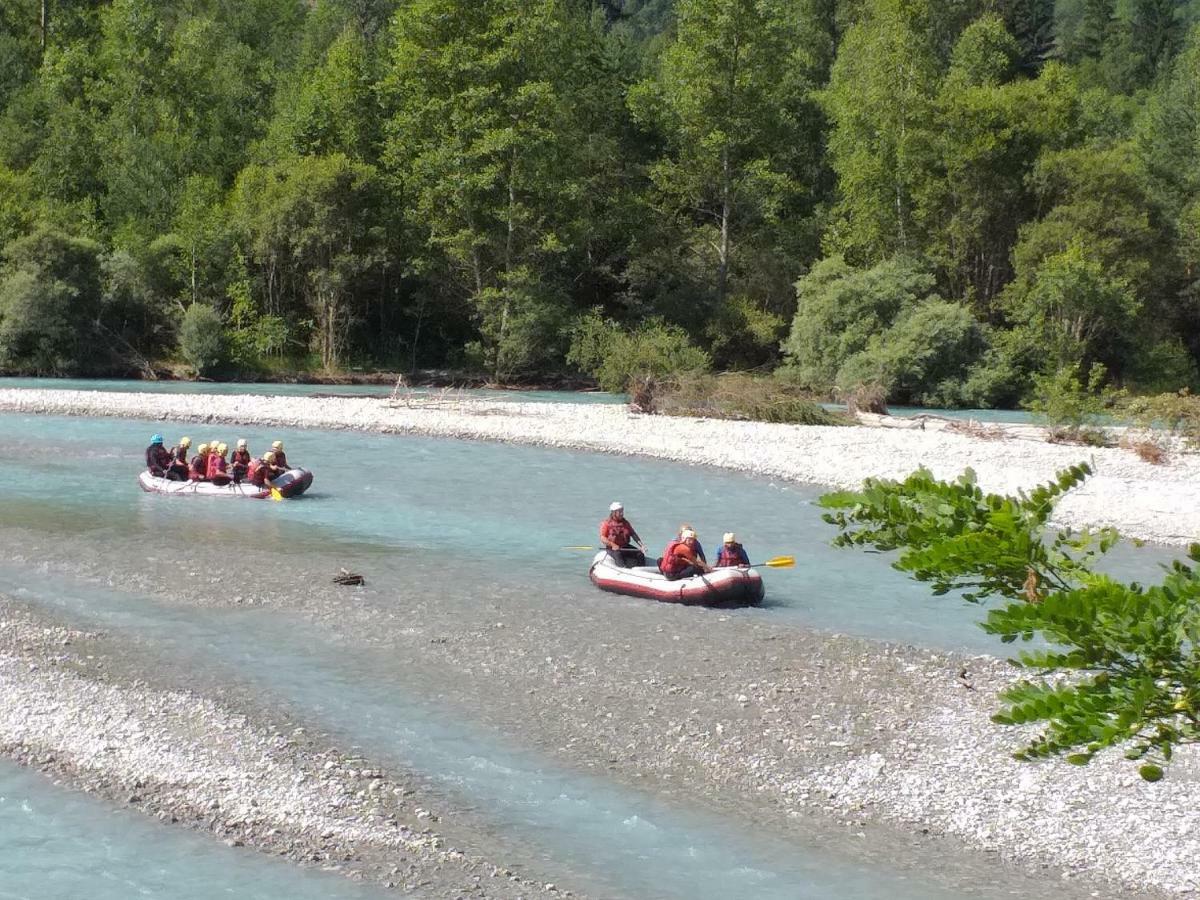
[600, 517, 633, 547]
[231, 449, 251, 466]
[273, 450, 288, 469]
[246, 458, 267, 486]
[716, 544, 748, 567]
[206, 454, 227, 480]
[660, 539, 693, 576]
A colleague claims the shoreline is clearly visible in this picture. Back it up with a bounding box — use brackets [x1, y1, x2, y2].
[1, 387, 1197, 546]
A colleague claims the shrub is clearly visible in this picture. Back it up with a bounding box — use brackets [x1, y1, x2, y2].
[1123, 389, 1200, 450]
[834, 300, 989, 406]
[1026, 363, 1120, 443]
[178, 303, 226, 376]
[567, 311, 710, 393]
[784, 255, 938, 391]
[0, 228, 103, 374]
[655, 373, 847, 425]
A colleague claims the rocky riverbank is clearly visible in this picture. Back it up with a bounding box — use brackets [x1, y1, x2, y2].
[1, 387, 1198, 545]
[1, 529, 1192, 899]
[0, 596, 577, 897]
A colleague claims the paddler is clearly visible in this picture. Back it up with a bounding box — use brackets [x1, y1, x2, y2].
[677, 522, 707, 564]
[600, 501, 645, 567]
[207, 441, 232, 486]
[270, 440, 288, 469]
[715, 532, 750, 567]
[167, 436, 191, 481]
[144, 434, 172, 478]
[230, 438, 252, 483]
[246, 453, 271, 488]
[261, 450, 285, 482]
[659, 528, 711, 581]
[189, 443, 210, 481]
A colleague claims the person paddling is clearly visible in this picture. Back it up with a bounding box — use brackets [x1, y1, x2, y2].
[715, 532, 750, 568]
[659, 529, 711, 580]
[230, 439, 251, 483]
[261, 450, 285, 482]
[166, 436, 191, 481]
[207, 442, 232, 486]
[600, 501, 645, 567]
[270, 440, 288, 470]
[145, 434, 172, 478]
[677, 523, 707, 564]
[189, 443, 210, 481]
[246, 453, 270, 488]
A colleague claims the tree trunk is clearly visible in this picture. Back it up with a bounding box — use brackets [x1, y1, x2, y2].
[718, 145, 730, 305]
[495, 152, 517, 384]
[40, 0, 48, 54]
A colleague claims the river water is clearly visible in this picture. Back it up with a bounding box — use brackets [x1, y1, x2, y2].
[0, 408, 1168, 898]
[0, 760, 386, 900]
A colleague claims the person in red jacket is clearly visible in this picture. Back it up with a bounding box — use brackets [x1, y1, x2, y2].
[189, 444, 209, 481]
[599, 501, 645, 567]
[715, 532, 750, 568]
[261, 450, 285, 482]
[206, 442, 232, 486]
[230, 439, 252, 483]
[659, 529, 711, 580]
[245, 455, 269, 488]
[270, 440, 288, 470]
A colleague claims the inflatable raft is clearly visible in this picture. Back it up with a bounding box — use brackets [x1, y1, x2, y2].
[589, 551, 764, 608]
[137, 468, 314, 499]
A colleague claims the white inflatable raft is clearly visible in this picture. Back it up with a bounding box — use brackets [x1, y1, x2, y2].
[589, 550, 764, 608]
[137, 468, 313, 499]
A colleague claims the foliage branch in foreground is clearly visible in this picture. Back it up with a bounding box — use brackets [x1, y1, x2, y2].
[820, 464, 1200, 780]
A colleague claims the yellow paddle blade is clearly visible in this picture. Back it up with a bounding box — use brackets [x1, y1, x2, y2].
[760, 556, 795, 569]
[563, 545, 598, 551]
[270, 487, 284, 502]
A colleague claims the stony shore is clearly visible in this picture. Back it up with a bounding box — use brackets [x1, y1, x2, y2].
[2, 527, 1194, 899]
[1, 387, 1198, 545]
[0, 595, 574, 897]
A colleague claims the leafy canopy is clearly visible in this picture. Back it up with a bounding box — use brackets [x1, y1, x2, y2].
[821, 464, 1200, 780]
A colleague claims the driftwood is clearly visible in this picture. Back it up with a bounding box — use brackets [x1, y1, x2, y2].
[333, 568, 364, 586]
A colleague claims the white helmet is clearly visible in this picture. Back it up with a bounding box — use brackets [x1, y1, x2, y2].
[609, 501, 623, 512]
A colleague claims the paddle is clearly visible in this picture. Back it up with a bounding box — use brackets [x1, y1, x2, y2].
[563, 545, 645, 553]
[270, 486, 283, 502]
[749, 556, 795, 569]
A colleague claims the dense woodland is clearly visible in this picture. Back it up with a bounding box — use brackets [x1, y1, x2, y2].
[1, 0, 1199, 405]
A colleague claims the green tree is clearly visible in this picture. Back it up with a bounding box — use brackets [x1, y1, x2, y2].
[629, 0, 826, 308]
[820, 0, 939, 263]
[567, 309, 711, 392]
[0, 227, 103, 374]
[228, 153, 387, 369]
[178, 302, 225, 375]
[821, 464, 1200, 780]
[783, 254, 939, 390]
[382, 0, 628, 381]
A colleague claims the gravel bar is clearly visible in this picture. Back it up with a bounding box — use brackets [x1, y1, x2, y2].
[2, 387, 1198, 545]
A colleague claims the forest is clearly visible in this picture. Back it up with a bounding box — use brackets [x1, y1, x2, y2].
[1, 0, 1199, 407]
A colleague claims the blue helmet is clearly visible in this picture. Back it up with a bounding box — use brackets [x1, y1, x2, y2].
[150, 434, 164, 444]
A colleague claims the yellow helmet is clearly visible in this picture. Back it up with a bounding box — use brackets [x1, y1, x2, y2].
[271, 440, 284, 451]
[264, 450, 276, 463]
[197, 443, 209, 454]
[217, 442, 228, 456]
[179, 436, 192, 448]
